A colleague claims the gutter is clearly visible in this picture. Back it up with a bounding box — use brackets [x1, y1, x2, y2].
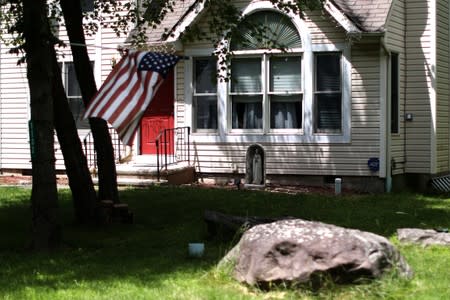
[165, 0, 206, 43]
[324, 0, 362, 34]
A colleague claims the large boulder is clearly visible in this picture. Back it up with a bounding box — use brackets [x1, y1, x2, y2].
[221, 219, 412, 287]
[397, 228, 450, 246]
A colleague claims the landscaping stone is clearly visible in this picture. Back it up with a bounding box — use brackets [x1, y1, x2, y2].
[397, 228, 450, 246]
[221, 219, 412, 287]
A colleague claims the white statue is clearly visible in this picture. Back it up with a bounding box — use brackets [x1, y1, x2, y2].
[252, 149, 263, 184]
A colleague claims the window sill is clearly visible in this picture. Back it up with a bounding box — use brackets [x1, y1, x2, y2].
[268, 129, 303, 135]
[313, 132, 342, 136]
[192, 131, 220, 136]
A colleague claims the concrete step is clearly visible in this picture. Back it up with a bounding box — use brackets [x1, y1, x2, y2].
[92, 177, 166, 187]
[93, 162, 195, 186]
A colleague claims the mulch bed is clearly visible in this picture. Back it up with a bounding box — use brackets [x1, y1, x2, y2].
[0, 175, 68, 186]
[192, 182, 346, 196]
[0, 174, 349, 196]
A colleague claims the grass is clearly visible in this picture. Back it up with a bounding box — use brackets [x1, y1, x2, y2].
[0, 185, 449, 299]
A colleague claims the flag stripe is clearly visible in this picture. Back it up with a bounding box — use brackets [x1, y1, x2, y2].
[112, 73, 158, 128]
[113, 72, 161, 131]
[103, 70, 146, 123]
[120, 113, 144, 145]
[100, 53, 148, 120]
[91, 52, 143, 118]
[84, 53, 137, 117]
[83, 51, 180, 146]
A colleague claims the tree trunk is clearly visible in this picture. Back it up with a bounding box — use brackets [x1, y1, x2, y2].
[60, 0, 119, 203]
[23, 0, 61, 250]
[51, 48, 98, 223]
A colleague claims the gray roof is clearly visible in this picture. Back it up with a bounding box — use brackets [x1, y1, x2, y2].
[144, 0, 198, 44]
[331, 0, 393, 32]
[144, 0, 392, 43]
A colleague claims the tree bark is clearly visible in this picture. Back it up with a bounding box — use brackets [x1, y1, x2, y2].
[60, 0, 119, 203]
[23, 0, 61, 250]
[51, 48, 98, 223]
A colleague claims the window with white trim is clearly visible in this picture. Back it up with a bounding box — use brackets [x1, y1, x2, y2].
[269, 56, 302, 129]
[314, 53, 342, 133]
[59, 61, 91, 129]
[230, 55, 302, 131]
[230, 11, 303, 133]
[193, 57, 218, 131]
[187, 8, 350, 143]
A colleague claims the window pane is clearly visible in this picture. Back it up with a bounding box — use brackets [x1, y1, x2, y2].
[230, 11, 302, 50]
[270, 56, 301, 92]
[232, 96, 263, 129]
[315, 94, 341, 131]
[195, 96, 217, 129]
[69, 97, 90, 129]
[67, 63, 82, 97]
[270, 95, 302, 129]
[231, 58, 261, 93]
[194, 58, 217, 94]
[391, 53, 399, 134]
[316, 54, 341, 91]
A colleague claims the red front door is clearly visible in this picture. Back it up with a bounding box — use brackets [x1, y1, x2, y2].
[140, 71, 174, 154]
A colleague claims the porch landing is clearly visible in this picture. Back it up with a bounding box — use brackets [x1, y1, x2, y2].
[93, 157, 195, 187]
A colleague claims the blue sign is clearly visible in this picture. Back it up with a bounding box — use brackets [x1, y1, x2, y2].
[367, 157, 380, 172]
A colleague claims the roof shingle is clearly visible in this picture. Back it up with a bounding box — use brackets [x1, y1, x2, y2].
[143, 0, 393, 44]
[331, 0, 393, 32]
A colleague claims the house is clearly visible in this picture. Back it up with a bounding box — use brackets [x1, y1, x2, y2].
[0, 0, 449, 192]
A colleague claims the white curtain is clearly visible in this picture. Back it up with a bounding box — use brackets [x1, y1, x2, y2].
[232, 100, 262, 129]
[243, 102, 262, 128]
[196, 96, 217, 129]
[272, 102, 298, 128]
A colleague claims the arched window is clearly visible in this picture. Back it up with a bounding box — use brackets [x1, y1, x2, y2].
[229, 11, 303, 131]
[230, 11, 302, 50]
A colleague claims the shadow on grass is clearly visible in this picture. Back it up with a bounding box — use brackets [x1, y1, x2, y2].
[0, 185, 449, 295]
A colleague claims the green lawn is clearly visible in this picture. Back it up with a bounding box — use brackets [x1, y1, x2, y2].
[0, 185, 449, 299]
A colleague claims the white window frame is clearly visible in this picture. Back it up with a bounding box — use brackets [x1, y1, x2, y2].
[228, 51, 304, 135]
[192, 56, 219, 133]
[184, 48, 221, 137]
[313, 51, 343, 134]
[59, 61, 91, 130]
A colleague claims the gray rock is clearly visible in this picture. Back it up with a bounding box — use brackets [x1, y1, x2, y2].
[397, 228, 450, 246]
[222, 219, 412, 287]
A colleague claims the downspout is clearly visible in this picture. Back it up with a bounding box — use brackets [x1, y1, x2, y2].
[381, 38, 392, 192]
[0, 42, 2, 173]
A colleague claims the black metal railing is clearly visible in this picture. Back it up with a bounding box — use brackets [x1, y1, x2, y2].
[83, 128, 127, 170]
[156, 126, 190, 181]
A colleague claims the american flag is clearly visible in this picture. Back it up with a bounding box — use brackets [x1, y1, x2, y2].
[83, 51, 180, 146]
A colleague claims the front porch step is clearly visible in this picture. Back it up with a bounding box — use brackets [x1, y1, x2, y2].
[92, 162, 195, 186]
[92, 177, 166, 187]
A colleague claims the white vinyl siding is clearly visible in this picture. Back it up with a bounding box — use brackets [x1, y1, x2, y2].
[0, 49, 31, 170]
[179, 3, 381, 178]
[0, 16, 129, 170]
[404, 0, 433, 173]
[436, 0, 450, 173]
[385, 0, 406, 176]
